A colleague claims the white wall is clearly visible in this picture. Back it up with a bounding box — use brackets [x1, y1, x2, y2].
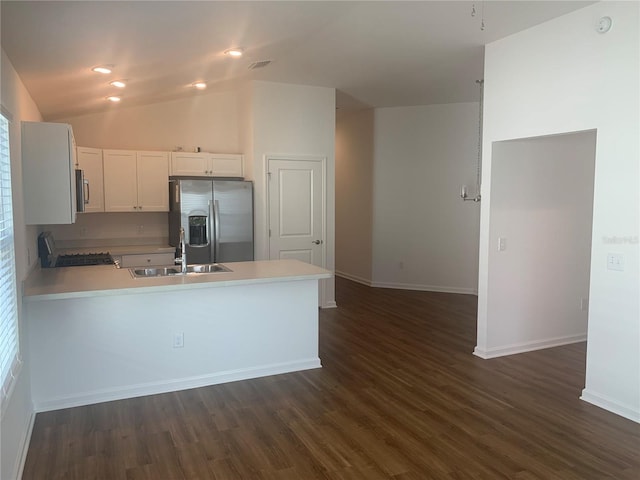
[43, 212, 169, 248]
[478, 2, 639, 422]
[478, 131, 595, 357]
[372, 103, 480, 294]
[59, 88, 241, 153]
[250, 81, 336, 307]
[26, 278, 321, 411]
[335, 109, 374, 284]
[0, 48, 42, 480]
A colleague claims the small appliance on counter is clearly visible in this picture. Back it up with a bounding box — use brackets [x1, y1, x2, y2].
[37, 231, 114, 268]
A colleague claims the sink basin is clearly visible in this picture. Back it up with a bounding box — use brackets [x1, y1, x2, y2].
[129, 264, 232, 278]
[130, 267, 181, 278]
[185, 264, 232, 274]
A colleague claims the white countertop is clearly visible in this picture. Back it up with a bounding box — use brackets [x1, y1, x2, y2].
[23, 259, 332, 301]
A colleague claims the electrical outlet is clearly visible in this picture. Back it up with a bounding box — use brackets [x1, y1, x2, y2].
[137, 225, 144, 235]
[581, 298, 589, 311]
[80, 227, 87, 237]
[173, 332, 184, 348]
[498, 237, 507, 251]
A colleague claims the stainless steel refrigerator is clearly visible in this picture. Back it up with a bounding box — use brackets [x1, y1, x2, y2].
[169, 178, 254, 264]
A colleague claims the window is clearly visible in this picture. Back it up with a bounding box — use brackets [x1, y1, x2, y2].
[0, 112, 20, 414]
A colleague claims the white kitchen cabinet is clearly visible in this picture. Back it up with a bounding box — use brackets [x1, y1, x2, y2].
[22, 121, 77, 224]
[136, 151, 169, 211]
[210, 154, 244, 177]
[103, 150, 137, 212]
[103, 150, 169, 212]
[169, 152, 208, 176]
[75, 147, 104, 213]
[170, 152, 243, 178]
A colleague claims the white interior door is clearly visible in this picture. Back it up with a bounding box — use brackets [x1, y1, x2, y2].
[268, 157, 325, 268]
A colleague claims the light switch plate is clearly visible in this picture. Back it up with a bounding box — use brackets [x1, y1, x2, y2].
[173, 332, 184, 348]
[498, 237, 506, 251]
[607, 253, 624, 271]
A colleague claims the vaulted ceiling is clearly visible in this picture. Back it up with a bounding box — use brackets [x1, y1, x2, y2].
[1, 1, 594, 120]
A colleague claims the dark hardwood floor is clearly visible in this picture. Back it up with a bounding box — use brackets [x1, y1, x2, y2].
[23, 277, 640, 479]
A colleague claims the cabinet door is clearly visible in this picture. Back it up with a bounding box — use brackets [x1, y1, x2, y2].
[76, 147, 104, 213]
[210, 154, 244, 177]
[170, 152, 208, 176]
[103, 150, 138, 212]
[22, 122, 76, 224]
[137, 151, 169, 211]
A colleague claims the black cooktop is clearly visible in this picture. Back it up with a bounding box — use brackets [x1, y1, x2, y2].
[39, 232, 115, 268]
[55, 253, 114, 267]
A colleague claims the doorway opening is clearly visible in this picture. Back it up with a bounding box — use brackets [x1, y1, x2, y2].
[480, 129, 597, 360]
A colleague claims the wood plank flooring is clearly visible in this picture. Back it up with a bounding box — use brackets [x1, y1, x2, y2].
[22, 277, 640, 479]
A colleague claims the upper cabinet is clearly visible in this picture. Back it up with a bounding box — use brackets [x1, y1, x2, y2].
[103, 150, 169, 212]
[170, 152, 243, 178]
[76, 147, 104, 213]
[22, 121, 77, 225]
[136, 151, 170, 211]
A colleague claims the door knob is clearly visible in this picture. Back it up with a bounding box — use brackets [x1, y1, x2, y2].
[312, 239, 323, 245]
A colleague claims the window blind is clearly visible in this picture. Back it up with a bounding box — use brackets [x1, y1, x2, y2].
[0, 113, 21, 415]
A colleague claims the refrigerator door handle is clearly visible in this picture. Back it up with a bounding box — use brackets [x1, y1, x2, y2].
[213, 199, 221, 262]
[171, 180, 180, 205]
[208, 200, 215, 262]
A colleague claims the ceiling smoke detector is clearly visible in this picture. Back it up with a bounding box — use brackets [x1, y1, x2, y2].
[248, 60, 272, 70]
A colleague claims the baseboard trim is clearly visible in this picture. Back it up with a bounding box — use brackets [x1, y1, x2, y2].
[370, 280, 478, 296]
[321, 301, 338, 309]
[473, 333, 587, 359]
[335, 271, 373, 287]
[581, 389, 640, 423]
[15, 409, 36, 480]
[34, 359, 321, 413]
[334, 272, 478, 296]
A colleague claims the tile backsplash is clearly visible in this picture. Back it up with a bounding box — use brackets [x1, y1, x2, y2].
[42, 212, 169, 248]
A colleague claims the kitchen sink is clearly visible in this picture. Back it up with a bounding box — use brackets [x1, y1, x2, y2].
[130, 267, 181, 278]
[185, 264, 232, 274]
[129, 264, 232, 278]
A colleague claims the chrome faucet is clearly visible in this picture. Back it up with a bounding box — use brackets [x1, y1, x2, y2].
[175, 227, 187, 273]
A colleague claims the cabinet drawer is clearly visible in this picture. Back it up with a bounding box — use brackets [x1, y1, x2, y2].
[119, 253, 175, 267]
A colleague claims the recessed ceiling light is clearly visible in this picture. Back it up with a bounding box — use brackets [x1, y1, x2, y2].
[224, 48, 244, 57]
[106, 96, 121, 102]
[92, 65, 113, 74]
[192, 82, 207, 90]
[109, 80, 126, 88]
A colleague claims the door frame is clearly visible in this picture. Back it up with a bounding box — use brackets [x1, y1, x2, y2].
[264, 154, 328, 299]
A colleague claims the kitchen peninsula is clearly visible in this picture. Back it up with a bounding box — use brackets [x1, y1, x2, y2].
[23, 259, 331, 412]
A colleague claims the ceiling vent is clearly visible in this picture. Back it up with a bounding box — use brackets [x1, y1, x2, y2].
[248, 60, 272, 70]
